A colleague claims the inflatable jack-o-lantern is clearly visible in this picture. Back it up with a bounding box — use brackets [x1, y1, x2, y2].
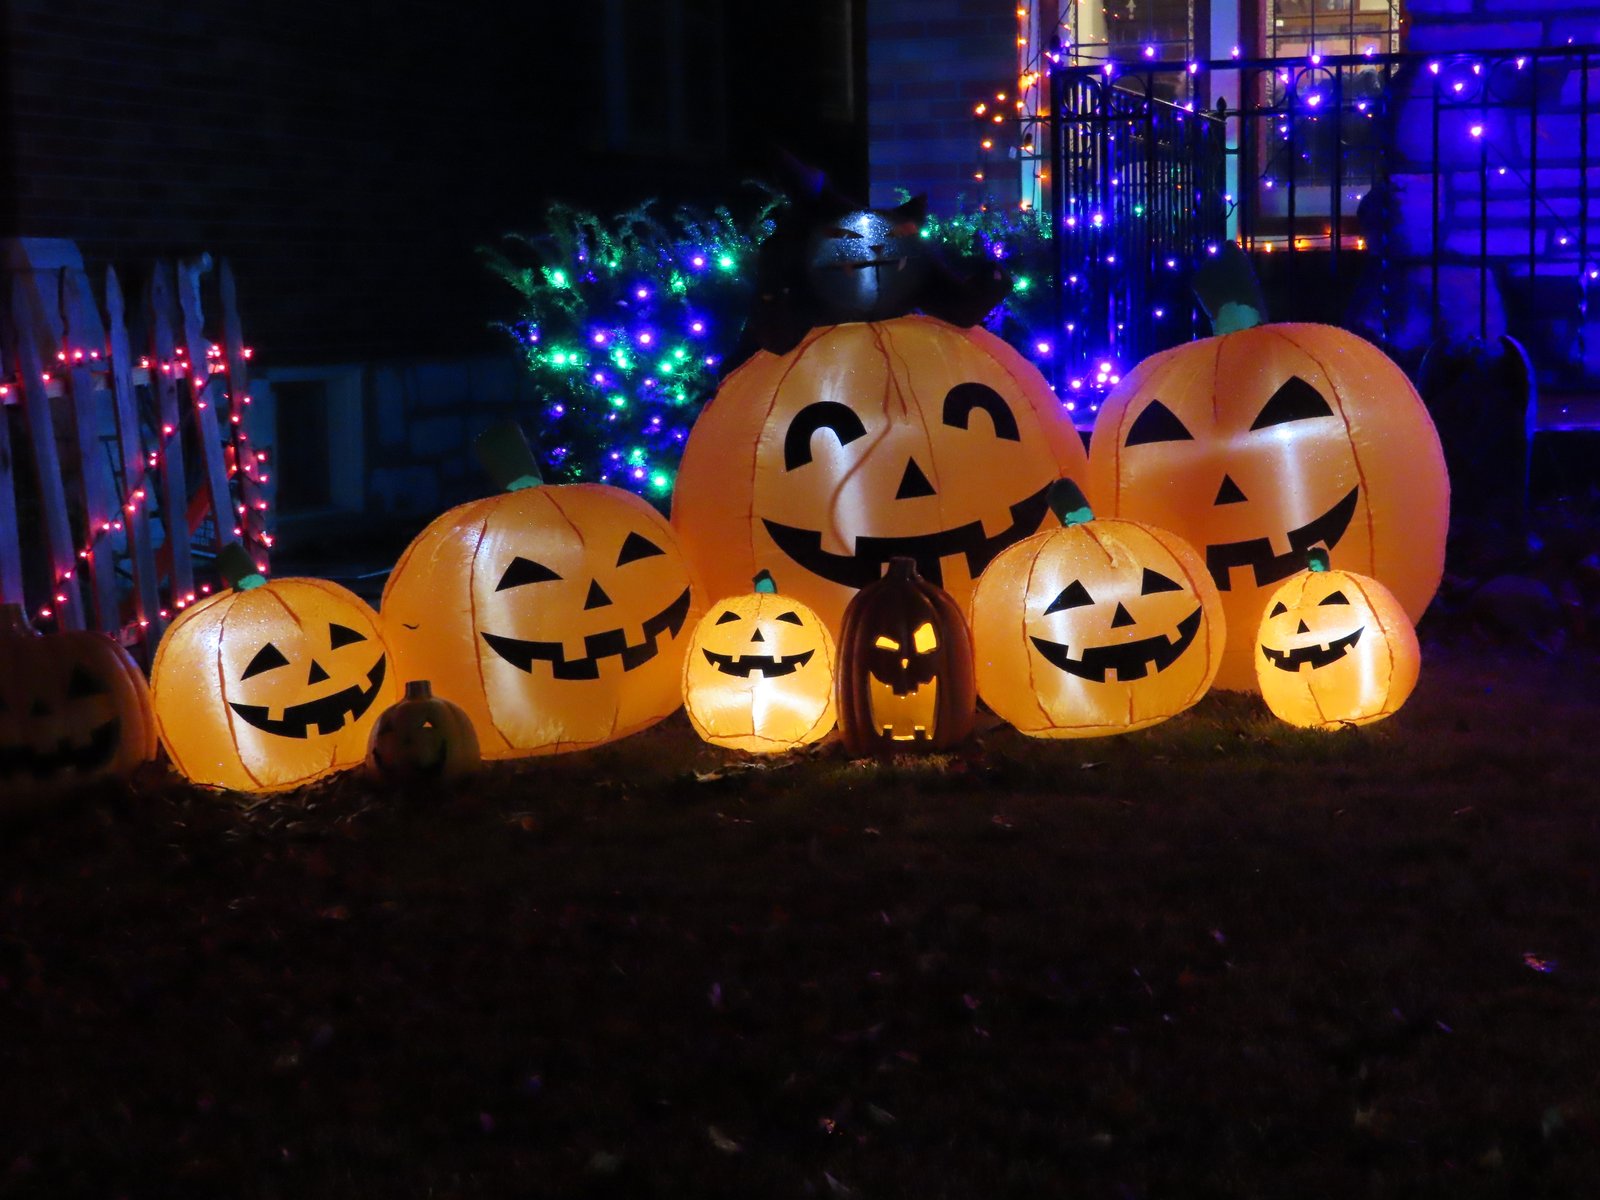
[0, 603, 157, 792]
[151, 546, 398, 792]
[970, 481, 1224, 737]
[382, 423, 703, 758]
[673, 314, 1090, 635]
[1087, 244, 1448, 692]
[682, 571, 836, 753]
[365, 680, 481, 781]
[836, 557, 975, 755]
[1255, 548, 1419, 729]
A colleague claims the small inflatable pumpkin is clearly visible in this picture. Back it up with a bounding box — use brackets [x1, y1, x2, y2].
[151, 546, 398, 792]
[0, 603, 157, 792]
[382, 423, 703, 758]
[673, 315, 1089, 635]
[366, 680, 481, 781]
[1255, 548, 1419, 729]
[836, 557, 975, 755]
[1087, 244, 1448, 692]
[682, 571, 836, 753]
[970, 481, 1224, 737]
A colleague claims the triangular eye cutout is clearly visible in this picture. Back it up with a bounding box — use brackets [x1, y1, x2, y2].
[1140, 568, 1184, 595]
[616, 531, 665, 565]
[776, 610, 805, 625]
[66, 666, 107, 698]
[1317, 589, 1351, 606]
[1249, 376, 1334, 430]
[1269, 601, 1288, 617]
[1124, 400, 1194, 446]
[714, 610, 742, 625]
[1043, 580, 1094, 614]
[329, 622, 366, 648]
[497, 556, 561, 591]
[241, 642, 290, 680]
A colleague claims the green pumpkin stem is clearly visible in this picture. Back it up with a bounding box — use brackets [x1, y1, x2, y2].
[475, 420, 545, 493]
[1192, 241, 1267, 335]
[1307, 547, 1331, 573]
[217, 542, 267, 591]
[1047, 478, 1094, 527]
[403, 680, 434, 701]
[753, 570, 777, 594]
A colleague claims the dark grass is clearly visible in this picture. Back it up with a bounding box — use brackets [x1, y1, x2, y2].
[4, 631, 1600, 1198]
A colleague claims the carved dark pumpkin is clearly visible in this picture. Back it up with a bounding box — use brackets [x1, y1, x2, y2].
[836, 557, 975, 755]
[365, 680, 481, 781]
[0, 603, 157, 792]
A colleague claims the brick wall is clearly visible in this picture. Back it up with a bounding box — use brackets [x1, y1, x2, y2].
[867, 0, 1018, 212]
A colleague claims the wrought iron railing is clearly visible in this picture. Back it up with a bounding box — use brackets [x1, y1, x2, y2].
[1047, 45, 1600, 416]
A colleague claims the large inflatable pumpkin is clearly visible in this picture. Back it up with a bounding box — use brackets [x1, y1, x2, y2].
[1255, 548, 1420, 729]
[672, 315, 1089, 635]
[970, 481, 1224, 737]
[151, 546, 398, 792]
[1087, 245, 1448, 691]
[382, 423, 703, 758]
[0, 603, 157, 793]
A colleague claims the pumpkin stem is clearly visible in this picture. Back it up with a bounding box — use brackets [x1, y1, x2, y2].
[1192, 241, 1267, 335]
[475, 420, 545, 493]
[1047, 478, 1094, 527]
[403, 680, 434, 700]
[216, 543, 267, 591]
[0, 603, 37, 637]
[753, 570, 777, 594]
[885, 557, 920, 582]
[1307, 547, 1331, 573]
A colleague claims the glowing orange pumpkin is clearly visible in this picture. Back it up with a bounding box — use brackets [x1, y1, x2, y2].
[970, 481, 1224, 737]
[1255, 548, 1420, 729]
[151, 546, 398, 792]
[672, 315, 1090, 635]
[682, 571, 836, 753]
[0, 603, 157, 792]
[382, 423, 703, 758]
[1087, 250, 1448, 692]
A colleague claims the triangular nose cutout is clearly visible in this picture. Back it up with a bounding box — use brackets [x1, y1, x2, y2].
[1209, 476, 1248, 505]
[1296, 620, 1309, 634]
[1214, 475, 1248, 505]
[584, 580, 612, 610]
[1110, 602, 1137, 628]
[307, 660, 330, 685]
[751, 629, 765, 643]
[895, 458, 937, 499]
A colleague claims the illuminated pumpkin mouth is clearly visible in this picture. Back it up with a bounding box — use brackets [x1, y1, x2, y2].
[481, 588, 692, 680]
[702, 648, 815, 679]
[1204, 487, 1359, 591]
[1261, 626, 1364, 671]
[1029, 607, 1203, 683]
[230, 656, 388, 738]
[372, 742, 447, 778]
[867, 674, 937, 741]
[763, 483, 1052, 589]
[0, 718, 120, 779]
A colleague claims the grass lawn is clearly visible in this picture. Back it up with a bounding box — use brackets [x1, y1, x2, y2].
[3, 628, 1598, 1198]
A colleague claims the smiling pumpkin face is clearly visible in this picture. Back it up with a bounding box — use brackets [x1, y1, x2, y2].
[1255, 554, 1419, 729]
[1088, 323, 1448, 692]
[682, 574, 836, 753]
[673, 315, 1090, 636]
[382, 481, 701, 757]
[970, 487, 1223, 737]
[151, 576, 398, 792]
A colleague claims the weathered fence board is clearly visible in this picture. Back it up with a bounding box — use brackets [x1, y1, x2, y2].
[105, 266, 163, 646]
[0, 373, 23, 605]
[147, 263, 196, 603]
[176, 257, 239, 563]
[60, 268, 124, 631]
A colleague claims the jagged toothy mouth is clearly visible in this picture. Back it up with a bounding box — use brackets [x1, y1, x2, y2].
[1262, 626, 1364, 671]
[1029, 608, 1204, 683]
[230, 657, 388, 738]
[481, 588, 692, 680]
[1204, 487, 1359, 591]
[0, 718, 121, 778]
[867, 674, 938, 741]
[763, 482, 1052, 590]
[702, 648, 815, 679]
